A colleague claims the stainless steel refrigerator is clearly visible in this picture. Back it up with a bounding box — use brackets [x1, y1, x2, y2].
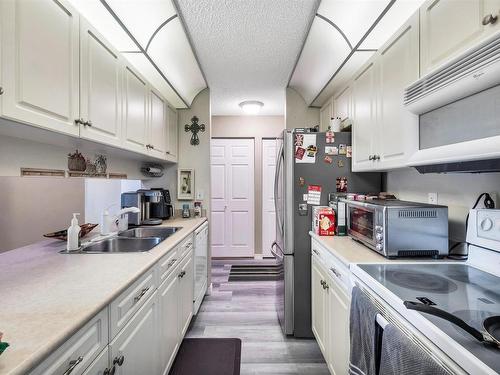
[272, 130, 381, 337]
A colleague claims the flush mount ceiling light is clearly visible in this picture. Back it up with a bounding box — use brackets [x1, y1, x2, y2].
[239, 100, 264, 115]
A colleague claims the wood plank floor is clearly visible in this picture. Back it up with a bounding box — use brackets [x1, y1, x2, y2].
[186, 259, 329, 375]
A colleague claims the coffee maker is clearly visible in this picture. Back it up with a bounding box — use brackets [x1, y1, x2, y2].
[121, 190, 164, 226]
[149, 188, 174, 220]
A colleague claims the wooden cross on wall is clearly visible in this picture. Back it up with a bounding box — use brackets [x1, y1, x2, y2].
[184, 116, 206, 146]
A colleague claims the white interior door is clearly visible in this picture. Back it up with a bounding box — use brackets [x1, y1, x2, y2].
[262, 139, 277, 258]
[211, 138, 255, 257]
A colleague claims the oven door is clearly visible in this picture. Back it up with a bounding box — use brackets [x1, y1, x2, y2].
[346, 202, 378, 249]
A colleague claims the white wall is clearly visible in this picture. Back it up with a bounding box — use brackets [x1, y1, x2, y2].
[285, 87, 320, 130]
[211, 115, 285, 255]
[385, 168, 500, 245]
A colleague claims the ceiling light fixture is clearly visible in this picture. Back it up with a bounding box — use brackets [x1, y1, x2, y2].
[239, 100, 264, 115]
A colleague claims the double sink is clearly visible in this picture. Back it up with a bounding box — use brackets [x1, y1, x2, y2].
[78, 227, 181, 253]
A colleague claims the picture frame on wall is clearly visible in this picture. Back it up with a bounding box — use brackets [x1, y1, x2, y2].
[178, 168, 195, 200]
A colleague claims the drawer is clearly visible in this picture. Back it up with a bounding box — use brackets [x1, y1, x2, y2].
[110, 266, 156, 339]
[158, 246, 179, 285]
[178, 234, 194, 260]
[311, 238, 350, 293]
[30, 308, 108, 375]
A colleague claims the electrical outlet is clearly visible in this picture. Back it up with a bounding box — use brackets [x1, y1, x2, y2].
[428, 192, 438, 204]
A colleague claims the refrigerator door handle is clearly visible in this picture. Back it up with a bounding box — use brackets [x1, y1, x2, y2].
[274, 141, 284, 236]
[270, 241, 284, 261]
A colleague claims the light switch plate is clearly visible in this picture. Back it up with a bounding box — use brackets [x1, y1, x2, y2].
[196, 190, 204, 200]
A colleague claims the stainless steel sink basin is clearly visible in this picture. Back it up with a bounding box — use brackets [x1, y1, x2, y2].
[118, 227, 181, 239]
[81, 237, 162, 253]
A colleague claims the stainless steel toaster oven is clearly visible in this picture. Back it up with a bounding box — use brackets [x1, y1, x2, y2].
[344, 199, 448, 258]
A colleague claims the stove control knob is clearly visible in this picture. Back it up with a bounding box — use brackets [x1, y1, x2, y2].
[375, 244, 384, 252]
[376, 233, 383, 242]
[481, 218, 494, 231]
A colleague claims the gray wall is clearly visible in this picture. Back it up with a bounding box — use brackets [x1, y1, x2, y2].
[285, 87, 320, 130]
[212, 115, 285, 256]
[0, 177, 85, 252]
[385, 168, 500, 248]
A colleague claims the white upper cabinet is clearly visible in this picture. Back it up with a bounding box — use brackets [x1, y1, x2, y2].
[0, 0, 80, 136]
[333, 86, 352, 122]
[148, 89, 168, 159]
[352, 12, 419, 172]
[80, 18, 122, 147]
[320, 99, 333, 132]
[167, 106, 178, 161]
[122, 65, 148, 154]
[420, 0, 500, 74]
[352, 62, 377, 171]
[375, 13, 419, 169]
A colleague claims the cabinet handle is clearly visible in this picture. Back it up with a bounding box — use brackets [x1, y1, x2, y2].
[74, 118, 84, 126]
[167, 258, 177, 268]
[166, 151, 170, 154]
[482, 14, 498, 25]
[86, 120, 92, 127]
[63, 356, 83, 375]
[330, 267, 341, 279]
[374, 155, 380, 161]
[103, 367, 113, 375]
[133, 286, 150, 303]
[178, 270, 186, 278]
[113, 355, 125, 366]
[320, 279, 325, 286]
[0, 87, 4, 95]
[312, 249, 319, 256]
[368, 155, 374, 161]
[323, 283, 329, 290]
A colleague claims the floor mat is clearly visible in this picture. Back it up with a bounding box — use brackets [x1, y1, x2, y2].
[169, 338, 241, 375]
[228, 264, 282, 281]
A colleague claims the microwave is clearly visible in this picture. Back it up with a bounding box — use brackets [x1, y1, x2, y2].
[344, 199, 449, 259]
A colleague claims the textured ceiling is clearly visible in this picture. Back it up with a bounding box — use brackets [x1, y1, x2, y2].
[176, 0, 319, 115]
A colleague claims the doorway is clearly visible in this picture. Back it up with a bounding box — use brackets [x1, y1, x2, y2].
[210, 138, 255, 257]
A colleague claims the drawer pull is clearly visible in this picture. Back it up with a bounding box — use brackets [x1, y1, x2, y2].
[113, 355, 125, 366]
[330, 267, 341, 278]
[133, 287, 150, 303]
[167, 258, 177, 268]
[63, 356, 83, 375]
[178, 270, 186, 278]
[322, 282, 329, 290]
[312, 249, 319, 255]
[320, 279, 325, 286]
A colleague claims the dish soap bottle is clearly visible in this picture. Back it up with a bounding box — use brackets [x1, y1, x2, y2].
[67, 213, 81, 251]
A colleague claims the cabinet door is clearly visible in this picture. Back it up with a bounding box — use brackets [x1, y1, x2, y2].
[334, 86, 352, 121]
[122, 65, 148, 154]
[420, 0, 494, 74]
[110, 292, 159, 375]
[319, 99, 333, 132]
[178, 251, 194, 337]
[376, 13, 419, 170]
[311, 256, 327, 354]
[82, 347, 111, 375]
[149, 89, 168, 159]
[1, 0, 80, 136]
[352, 62, 377, 171]
[167, 106, 178, 160]
[80, 19, 122, 147]
[158, 271, 180, 375]
[326, 276, 350, 375]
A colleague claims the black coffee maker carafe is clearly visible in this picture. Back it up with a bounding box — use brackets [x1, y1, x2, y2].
[149, 188, 174, 219]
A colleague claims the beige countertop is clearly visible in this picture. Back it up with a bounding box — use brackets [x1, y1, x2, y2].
[309, 231, 461, 267]
[0, 217, 207, 375]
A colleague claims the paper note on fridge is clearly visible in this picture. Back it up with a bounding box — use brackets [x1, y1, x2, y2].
[307, 185, 321, 205]
[295, 134, 317, 163]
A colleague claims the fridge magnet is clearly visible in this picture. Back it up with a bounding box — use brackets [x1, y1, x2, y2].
[324, 155, 333, 164]
[298, 203, 308, 216]
[325, 130, 335, 144]
[307, 185, 322, 205]
[296, 134, 317, 164]
[325, 146, 338, 156]
[303, 193, 308, 201]
[339, 144, 347, 155]
[295, 147, 305, 160]
[298, 176, 305, 186]
[294, 134, 304, 146]
[346, 145, 352, 158]
[336, 177, 348, 193]
[337, 159, 345, 168]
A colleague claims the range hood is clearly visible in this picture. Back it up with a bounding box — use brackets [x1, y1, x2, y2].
[404, 31, 500, 174]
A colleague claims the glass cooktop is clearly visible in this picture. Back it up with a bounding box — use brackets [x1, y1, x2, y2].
[359, 263, 500, 372]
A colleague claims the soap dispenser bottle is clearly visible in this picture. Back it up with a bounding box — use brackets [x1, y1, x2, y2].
[67, 213, 81, 251]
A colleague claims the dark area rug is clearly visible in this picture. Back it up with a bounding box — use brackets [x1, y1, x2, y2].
[169, 338, 241, 375]
[228, 264, 282, 281]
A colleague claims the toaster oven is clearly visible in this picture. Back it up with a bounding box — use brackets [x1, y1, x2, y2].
[344, 199, 449, 258]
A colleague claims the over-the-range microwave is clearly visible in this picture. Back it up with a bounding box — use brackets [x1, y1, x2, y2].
[343, 199, 449, 258]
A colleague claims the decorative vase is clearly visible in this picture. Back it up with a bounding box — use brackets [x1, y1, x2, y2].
[95, 154, 107, 174]
[68, 150, 86, 171]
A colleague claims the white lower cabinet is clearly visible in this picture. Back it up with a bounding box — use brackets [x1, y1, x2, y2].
[82, 347, 111, 375]
[178, 250, 194, 338]
[158, 266, 180, 375]
[311, 241, 350, 375]
[110, 291, 160, 375]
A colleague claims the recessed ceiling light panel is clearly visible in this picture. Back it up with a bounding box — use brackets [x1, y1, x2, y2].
[239, 100, 264, 115]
